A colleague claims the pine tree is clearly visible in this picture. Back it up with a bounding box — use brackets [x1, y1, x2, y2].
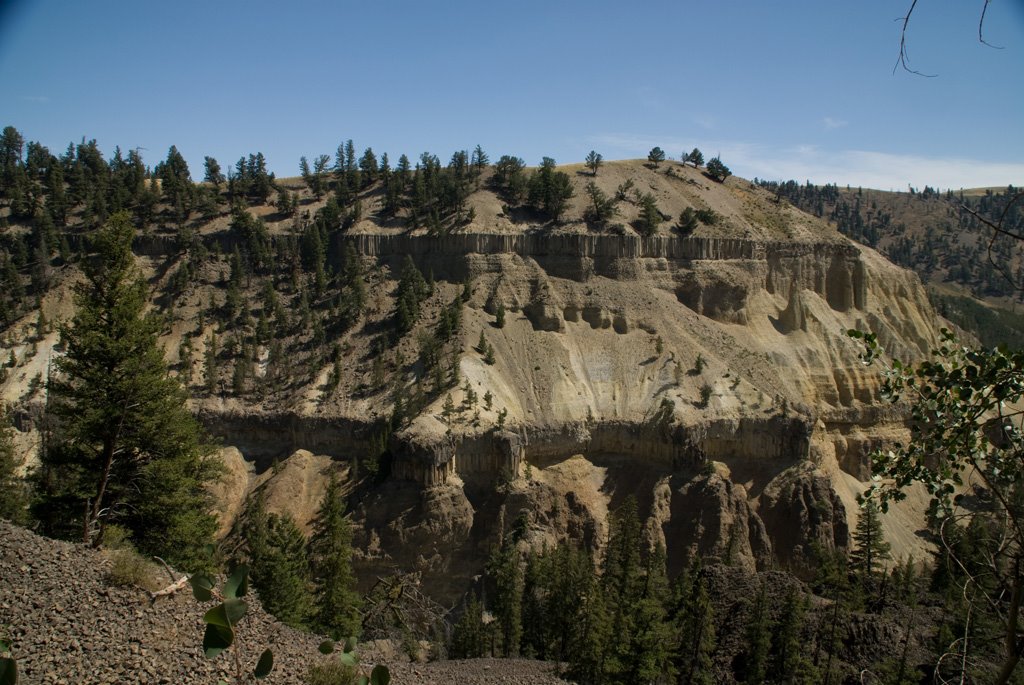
[623, 544, 672, 683]
[203, 156, 224, 188]
[740, 584, 771, 684]
[35, 212, 219, 569]
[442, 394, 456, 426]
[486, 535, 523, 657]
[636, 193, 662, 236]
[585, 150, 603, 176]
[310, 473, 361, 637]
[520, 548, 549, 658]
[706, 157, 731, 182]
[569, 569, 612, 684]
[673, 557, 717, 685]
[450, 592, 488, 658]
[548, 545, 595, 663]
[851, 498, 892, 578]
[0, 405, 28, 523]
[598, 497, 672, 683]
[245, 496, 312, 628]
[527, 157, 574, 222]
[770, 587, 818, 684]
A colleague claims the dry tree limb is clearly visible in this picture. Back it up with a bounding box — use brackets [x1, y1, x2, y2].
[894, 0, 937, 77]
[152, 555, 178, 582]
[896, 0, 1003, 76]
[147, 574, 189, 603]
[146, 555, 189, 602]
[978, 0, 1003, 49]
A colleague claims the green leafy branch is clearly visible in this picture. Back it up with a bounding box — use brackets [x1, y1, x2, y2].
[849, 328, 1024, 523]
[189, 564, 274, 683]
[0, 638, 16, 685]
[850, 326, 1024, 683]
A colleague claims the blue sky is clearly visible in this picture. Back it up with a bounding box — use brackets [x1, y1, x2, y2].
[1, 0, 1022, 190]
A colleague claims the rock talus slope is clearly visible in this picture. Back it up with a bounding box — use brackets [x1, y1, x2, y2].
[0, 521, 570, 684]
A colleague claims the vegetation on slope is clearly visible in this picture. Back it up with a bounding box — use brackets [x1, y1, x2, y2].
[757, 178, 1024, 345]
[2, 122, 1023, 680]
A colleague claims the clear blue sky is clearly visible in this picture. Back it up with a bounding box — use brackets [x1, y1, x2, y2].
[1, 0, 1022, 190]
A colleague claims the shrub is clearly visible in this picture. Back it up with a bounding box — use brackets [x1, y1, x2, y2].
[107, 548, 161, 591]
[305, 660, 359, 685]
[695, 208, 719, 225]
[699, 383, 713, 408]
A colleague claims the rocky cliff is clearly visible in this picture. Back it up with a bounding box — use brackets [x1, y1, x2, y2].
[2, 159, 945, 603]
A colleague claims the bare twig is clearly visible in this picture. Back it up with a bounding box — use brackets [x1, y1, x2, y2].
[894, 0, 938, 77]
[897, 0, 1004, 76]
[979, 0, 1004, 49]
[152, 555, 178, 582]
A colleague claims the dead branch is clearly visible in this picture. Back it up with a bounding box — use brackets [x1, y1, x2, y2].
[147, 573, 189, 603]
[897, 0, 1003, 76]
[979, 0, 1003, 49]
[894, 0, 937, 77]
[152, 555, 178, 582]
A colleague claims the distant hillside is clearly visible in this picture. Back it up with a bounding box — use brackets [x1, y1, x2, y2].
[755, 179, 1024, 345]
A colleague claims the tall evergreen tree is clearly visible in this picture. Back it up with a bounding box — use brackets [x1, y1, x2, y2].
[310, 473, 361, 637]
[706, 157, 731, 182]
[673, 557, 717, 685]
[157, 145, 193, 223]
[35, 212, 219, 569]
[548, 545, 595, 663]
[770, 587, 818, 684]
[527, 157, 573, 222]
[203, 156, 224, 188]
[244, 495, 313, 628]
[486, 534, 523, 657]
[740, 584, 771, 684]
[450, 592, 488, 658]
[0, 405, 28, 523]
[623, 544, 672, 683]
[851, 498, 892, 578]
[636, 193, 662, 236]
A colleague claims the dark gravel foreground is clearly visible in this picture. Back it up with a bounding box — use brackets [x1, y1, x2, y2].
[0, 522, 569, 684]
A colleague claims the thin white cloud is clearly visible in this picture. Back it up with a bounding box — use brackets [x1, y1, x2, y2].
[587, 133, 1024, 189]
[823, 117, 847, 130]
[734, 145, 1024, 191]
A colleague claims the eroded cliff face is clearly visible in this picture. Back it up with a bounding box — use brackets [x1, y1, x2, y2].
[5, 162, 944, 604]
[211, 225, 942, 602]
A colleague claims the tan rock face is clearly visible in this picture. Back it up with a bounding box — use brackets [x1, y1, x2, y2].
[758, 463, 850, 578]
[6, 163, 948, 602]
[209, 223, 941, 600]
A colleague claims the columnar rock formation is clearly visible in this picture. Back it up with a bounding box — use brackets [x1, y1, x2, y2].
[5, 161, 947, 602]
